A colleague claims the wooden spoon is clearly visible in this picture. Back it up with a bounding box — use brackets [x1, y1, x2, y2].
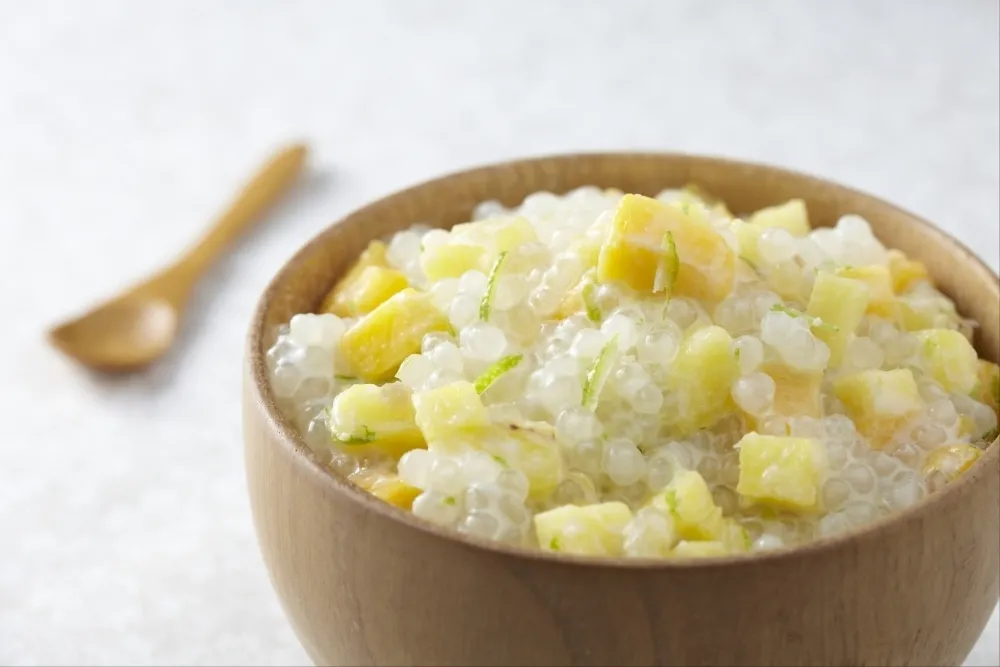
[48, 143, 309, 373]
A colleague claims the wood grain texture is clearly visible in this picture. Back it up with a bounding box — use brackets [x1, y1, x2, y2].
[243, 153, 1000, 667]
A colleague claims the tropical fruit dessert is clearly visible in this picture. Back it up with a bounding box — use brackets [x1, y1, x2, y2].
[265, 185, 998, 559]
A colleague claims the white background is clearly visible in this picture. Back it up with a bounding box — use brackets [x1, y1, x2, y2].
[1, 1, 997, 665]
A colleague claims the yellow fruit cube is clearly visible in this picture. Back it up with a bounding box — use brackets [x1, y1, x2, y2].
[806, 272, 870, 366]
[762, 362, 823, 419]
[655, 470, 726, 541]
[923, 444, 983, 483]
[670, 540, 730, 559]
[748, 199, 811, 237]
[340, 288, 450, 381]
[915, 329, 980, 395]
[734, 220, 765, 269]
[412, 381, 489, 442]
[319, 240, 390, 314]
[420, 243, 486, 282]
[667, 326, 739, 434]
[500, 427, 565, 501]
[325, 265, 409, 317]
[368, 476, 422, 509]
[833, 369, 924, 447]
[328, 382, 425, 459]
[736, 433, 826, 512]
[893, 291, 961, 333]
[835, 265, 894, 317]
[597, 194, 735, 300]
[887, 249, 929, 294]
[452, 215, 539, 253]
[534, 502, 633, 556]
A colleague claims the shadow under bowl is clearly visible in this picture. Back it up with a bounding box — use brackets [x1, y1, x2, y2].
[244, 153, 1000, 667]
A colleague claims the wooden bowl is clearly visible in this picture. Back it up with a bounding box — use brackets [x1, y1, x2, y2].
[243, 153, 1000, 667]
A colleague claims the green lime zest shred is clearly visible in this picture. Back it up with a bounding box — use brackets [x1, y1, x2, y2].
[335, 425, 377, 445]
[479, 251, 508, 321]
[473, 354, 523, 394]
[582, 281, 602, 322]
[582, 334, 619, 410]
[770, 303, 839, 333]
[653, 230, 679, 294]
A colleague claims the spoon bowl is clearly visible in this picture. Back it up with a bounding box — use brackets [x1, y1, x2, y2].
[48, 297, 179, 373]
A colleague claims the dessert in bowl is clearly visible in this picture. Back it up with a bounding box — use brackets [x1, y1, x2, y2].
[244, 153, 999, 666]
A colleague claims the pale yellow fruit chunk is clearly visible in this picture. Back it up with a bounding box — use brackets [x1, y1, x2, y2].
[667, 326, 739, 434]
[670, 540, 730, 558]
[835, 265, 894, 317]
[598, 194, 734, 300]
[736, 433, 825, 512]
[328, 382, 425, 459]
[806, 272, 870, 366]
[320, 240, 390, 314]
[923, 445, 983, 483]
[534, 502, 633, 556]
[420, 243, 486, 282]
[748, 199, 810, 237]
[368, 476, 422, 509]
[340, 288, 450, 381]
[833, 369, 924, 448]
[654, 470, 726, 541]
[887, 249, 930, 294]
[412, 381, 489, 443]
[762, 362, 823, 419]
[915, 329, 979, 395]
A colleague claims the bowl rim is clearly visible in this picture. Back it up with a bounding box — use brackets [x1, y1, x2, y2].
[247, 150, 1000, 570]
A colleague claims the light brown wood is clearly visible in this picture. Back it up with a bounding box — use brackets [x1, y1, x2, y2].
[243, 153, 1000, 667]
[48, 143, 308, 373]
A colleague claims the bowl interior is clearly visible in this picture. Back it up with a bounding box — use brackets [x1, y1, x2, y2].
[250, 152, 999, 562]
[257, 152, 999, 363]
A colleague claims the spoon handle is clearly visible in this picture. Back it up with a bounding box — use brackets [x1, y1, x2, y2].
[164, 143, 309, 297]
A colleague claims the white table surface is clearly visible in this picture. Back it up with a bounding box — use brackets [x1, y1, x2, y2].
[1, 1, 997, 665]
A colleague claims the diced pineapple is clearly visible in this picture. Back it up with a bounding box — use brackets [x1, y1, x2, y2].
[654, 470, 726, 541]
[761, 362, 823, 419]
[833, 369, 925, 447]
[452, 215, 539, 253]
[806, 272, 870, 366]
[736, 433, 826, 512]
[670, 540, 730, 558]
[319, 240, 390, 314]
[328, 382, 425, 459]
[368, 476, 422, 509]
[534, 502, 633, 556]
[835, 265, 894, 317]
[748, 199, 810, 237]
[597, 194, 735, 300]
[420, 242, 486, 282]
[972, 361, 1000, 421]
[412, 381, 489, 442]
[733, 220, 764, 268]
[503, 427, 565, 500]
[680, 183, 733, 219]
[887, 249, 929, 294]
[766, 260, 814, 304]
[667, 326, 739, 434]
[893, 290, 961, 333]
[324, 265, 409, 317]
[915, 329, 980, 395]
[923, 444, 983, 483]
[340, 288, 451, 381]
